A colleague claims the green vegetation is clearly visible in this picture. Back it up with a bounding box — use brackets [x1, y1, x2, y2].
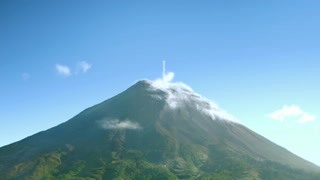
[2, 147, 320, 179]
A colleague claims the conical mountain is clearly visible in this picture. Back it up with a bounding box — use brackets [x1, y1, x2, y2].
[0, 79, 319, 179]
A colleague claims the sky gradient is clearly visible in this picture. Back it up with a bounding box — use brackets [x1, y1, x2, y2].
[1, 1, 320, 165]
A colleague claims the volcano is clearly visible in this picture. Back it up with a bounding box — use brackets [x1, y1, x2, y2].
[0, 78, 319, 179]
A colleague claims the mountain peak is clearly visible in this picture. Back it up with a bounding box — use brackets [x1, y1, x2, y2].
[134, 77, 238, 123]
[1, 74, 320, 179]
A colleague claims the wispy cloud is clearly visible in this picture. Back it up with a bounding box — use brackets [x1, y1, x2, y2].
[77, 61, 92, 73]
[299, 113, 317, 123]
[269, 105, 316, 123]
[55, 61, 92, 76]
[55, 64, 71, 76]
[99, 119, 141, 130]
[21, 73, 30, 80]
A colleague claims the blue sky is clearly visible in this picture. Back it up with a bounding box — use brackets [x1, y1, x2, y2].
[1, 0, 320, 165]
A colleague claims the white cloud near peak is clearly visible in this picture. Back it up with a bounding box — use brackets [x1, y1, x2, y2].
[55, 64, 71, 76]
[78, 61, 92, 73]
[269, 105, 316, 123]
[145, 62, 237, 123]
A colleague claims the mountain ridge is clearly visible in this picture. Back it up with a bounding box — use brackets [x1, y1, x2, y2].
[0, 79, 319, 179]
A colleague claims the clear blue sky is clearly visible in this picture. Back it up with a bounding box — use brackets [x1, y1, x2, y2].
[1, 0, 320, 166]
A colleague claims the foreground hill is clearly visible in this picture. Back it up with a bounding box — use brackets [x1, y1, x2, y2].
[0, 79, 319, 179]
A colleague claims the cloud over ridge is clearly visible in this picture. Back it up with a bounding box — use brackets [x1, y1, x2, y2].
[99, 119, 141, 130]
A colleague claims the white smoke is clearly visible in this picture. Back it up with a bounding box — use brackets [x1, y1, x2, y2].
[163, 72, 175, 82]
[161, 60, 174, 83]
[145, 66, 237, 123]
[99, 119, 141, 130]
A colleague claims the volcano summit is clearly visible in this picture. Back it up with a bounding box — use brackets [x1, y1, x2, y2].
[0, 74, 319, 179]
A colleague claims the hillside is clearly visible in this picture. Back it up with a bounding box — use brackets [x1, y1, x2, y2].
[0, 80, 319, 179]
